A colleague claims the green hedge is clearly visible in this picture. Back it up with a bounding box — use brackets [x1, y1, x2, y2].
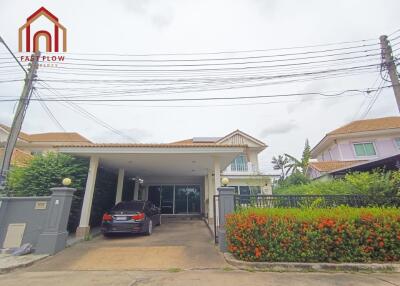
[274, 171, 400, 196]
[226, 207, 400, 262]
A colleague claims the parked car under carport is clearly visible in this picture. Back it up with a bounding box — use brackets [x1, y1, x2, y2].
[101, 201, 161, 236]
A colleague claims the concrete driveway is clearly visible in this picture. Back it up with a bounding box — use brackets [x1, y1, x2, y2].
[29, 219, 227, 271]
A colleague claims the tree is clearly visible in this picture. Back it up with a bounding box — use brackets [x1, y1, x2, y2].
[5, 152, 88, 196]
[285, 139, 311, 175]
[271, 155, 289, 179]
[5, 152, 89, 232]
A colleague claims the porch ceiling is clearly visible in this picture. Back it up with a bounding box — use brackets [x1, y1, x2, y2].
[57, 146, 244, 177]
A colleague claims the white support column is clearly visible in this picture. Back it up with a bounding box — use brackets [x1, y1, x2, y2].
[207, 169, 214, 220]
[214, 157, 221, 192]
[204, 174, 209, 217]
[133, 177, 139, 200]
[76, 156, 99, 238]
[115, 168, 124, 204]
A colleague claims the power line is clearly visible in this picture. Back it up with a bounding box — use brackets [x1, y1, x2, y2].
[32, 89, 66, 131]
[36, 82, 138, 142]
[29, 38, 378, 57]
[0, 35, 27, 74]
[63, 45, 379, 63]
[2, 85, 393, 103]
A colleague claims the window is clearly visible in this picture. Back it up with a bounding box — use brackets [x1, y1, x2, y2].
[229, 186, 261, 195]
[353, 142, 376, 157]
[395, 138, 400, 149]
[230, 155, 248, 171]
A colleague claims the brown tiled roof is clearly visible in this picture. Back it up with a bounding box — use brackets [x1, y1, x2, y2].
[0, 124, 31, 141]
[170, 139, 197, 144]
[28, 132, 91, 143]
[0, 123, 91, 143]
[0, 148, 33, 167]
[309, 160, 367, 172]
[55, 143, 246, 148]
[169, 139, 219, 145]
[328, 117, 400, 135]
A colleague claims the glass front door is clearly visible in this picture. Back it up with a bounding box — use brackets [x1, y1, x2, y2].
[148, 185, 200, 214]
[160, 186, 174, 214]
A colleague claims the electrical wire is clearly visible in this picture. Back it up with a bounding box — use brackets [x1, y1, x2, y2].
[32, 89, 66, 131]
[35, 82, 137, 142]
[2, 85, 393, 103]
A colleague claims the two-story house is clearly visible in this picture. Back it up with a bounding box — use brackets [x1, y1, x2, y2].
[308, 116, 400, 179]
[1, 124, 271, 235]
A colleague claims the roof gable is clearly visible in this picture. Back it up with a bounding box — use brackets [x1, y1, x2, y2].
[216, 130, 266, 148]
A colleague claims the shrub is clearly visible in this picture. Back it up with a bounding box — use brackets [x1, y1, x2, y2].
[274, 170, 400, 196]
[277, 171, 310, 189]
[226, 207, 400, 262]
[5, 152, 88, 197]
[4, 152, 89, 232]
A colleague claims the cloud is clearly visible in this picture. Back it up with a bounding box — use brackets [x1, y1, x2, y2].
[91, 128, 153, 143]
[260, 121, 297, 137]
[117, 0, 174, 28]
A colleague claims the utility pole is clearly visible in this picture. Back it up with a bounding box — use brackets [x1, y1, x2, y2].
[380, 35, 400, 112]
[0, 51, 40, 186]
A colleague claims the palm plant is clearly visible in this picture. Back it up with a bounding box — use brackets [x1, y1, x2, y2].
[271, 155, 289, 179]
[285, 139, 311, 175]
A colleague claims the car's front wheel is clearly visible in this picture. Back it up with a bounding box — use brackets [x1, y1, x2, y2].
[145, 219, 153, 235]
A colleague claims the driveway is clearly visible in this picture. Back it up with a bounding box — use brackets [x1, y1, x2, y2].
[29, 219, 227, 271]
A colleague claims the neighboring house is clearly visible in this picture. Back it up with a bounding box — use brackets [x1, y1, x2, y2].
[0, 124, 91, 169]
[0, 124, 271, 235]
[308, 116, 400, 179]
[0, 148, 33, 167]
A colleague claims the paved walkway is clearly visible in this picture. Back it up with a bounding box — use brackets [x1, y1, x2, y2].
[28, 220, 227, 271]
[1, 269, 400, 286]
[2, 220, 400, 285]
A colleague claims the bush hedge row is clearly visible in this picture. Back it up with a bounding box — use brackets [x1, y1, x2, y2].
[226, 207, 400, 262]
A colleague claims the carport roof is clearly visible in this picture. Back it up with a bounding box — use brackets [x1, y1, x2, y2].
[54, 143, 246, 148]
[55, 144, 246, 177]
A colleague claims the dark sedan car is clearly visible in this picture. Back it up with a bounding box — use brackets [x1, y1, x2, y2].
[101, 200, 161, 236]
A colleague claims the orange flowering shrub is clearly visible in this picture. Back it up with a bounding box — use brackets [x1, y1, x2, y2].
[226, 207, 400, 262]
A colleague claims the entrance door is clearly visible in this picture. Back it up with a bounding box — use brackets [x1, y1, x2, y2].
[175, 185, 200, 214]
[160, 186, 174, 214]
[148, 185, 200, 214]
[148, 186, 161, 207]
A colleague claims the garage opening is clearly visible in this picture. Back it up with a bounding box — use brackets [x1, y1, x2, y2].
[148, 185, 201, 214]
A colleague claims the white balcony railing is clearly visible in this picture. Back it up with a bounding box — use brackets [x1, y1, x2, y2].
[223, 162, 259, 175]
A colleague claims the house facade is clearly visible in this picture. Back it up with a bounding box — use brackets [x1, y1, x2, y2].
[0, 125, 271, 236]
[308, 116, 400, 179]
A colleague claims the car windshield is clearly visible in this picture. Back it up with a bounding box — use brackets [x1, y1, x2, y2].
[112, 201, 145, 211]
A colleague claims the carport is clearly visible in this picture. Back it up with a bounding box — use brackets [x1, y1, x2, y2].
[55, 143, 245, 237]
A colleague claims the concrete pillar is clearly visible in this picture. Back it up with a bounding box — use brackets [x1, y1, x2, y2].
[207, 169, 214, 219]
[115, 168, 124, 204]
[214, 158, 221, 190]
[76, 156, 99, 238]
[204, 175, 209, 217]
[36, 187, 76, 254]
[133, 177, 139, 200]
[217, 187, 235, 252]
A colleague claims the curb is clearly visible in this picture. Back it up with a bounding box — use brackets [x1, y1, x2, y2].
[224, 253, 400, 272]
[0, 255, 49, 275]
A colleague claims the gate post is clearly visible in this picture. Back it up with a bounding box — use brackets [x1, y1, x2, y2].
[36, 187, 76, 254]
[217, 186, 235, 252]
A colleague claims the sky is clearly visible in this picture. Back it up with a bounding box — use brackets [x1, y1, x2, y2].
[0, 0, 399, 173]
